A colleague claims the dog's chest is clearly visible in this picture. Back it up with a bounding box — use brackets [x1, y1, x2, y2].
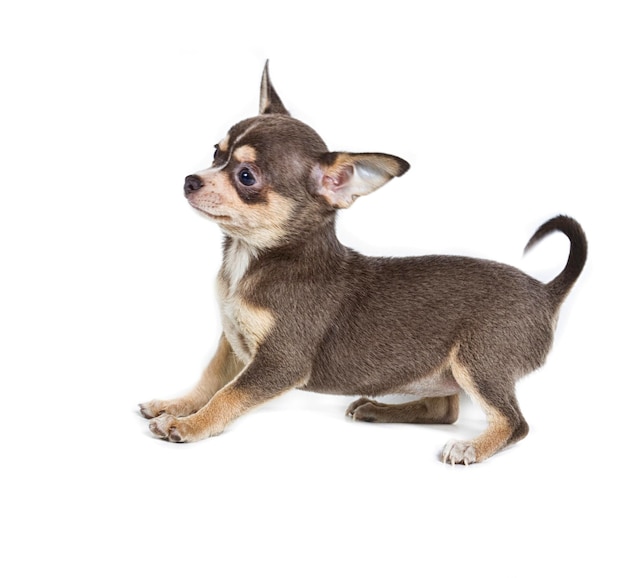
[217, 240, 274, 363]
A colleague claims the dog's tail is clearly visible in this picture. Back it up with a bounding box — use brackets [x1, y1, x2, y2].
[524, 215, 588, 305]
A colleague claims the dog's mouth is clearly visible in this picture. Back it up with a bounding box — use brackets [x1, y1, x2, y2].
[191, 205, 231, 222]
[204, 211, 231, 221]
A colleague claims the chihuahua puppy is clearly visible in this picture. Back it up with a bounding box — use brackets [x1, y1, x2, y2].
[140, 62, 587, 464]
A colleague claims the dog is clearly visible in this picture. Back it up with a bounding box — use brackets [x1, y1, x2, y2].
[139, 62, 587, 464]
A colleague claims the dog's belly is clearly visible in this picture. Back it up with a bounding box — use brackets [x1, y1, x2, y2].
[301, 364, 461, 398]
[392, 372, 461, 397]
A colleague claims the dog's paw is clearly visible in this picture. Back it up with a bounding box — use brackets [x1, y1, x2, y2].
[139, 400, 167, 419]
[149, 414, 192, 443]
[346, 397, 380, 422]
[441, 440, 477, 466]
[139, 399, 193, 419]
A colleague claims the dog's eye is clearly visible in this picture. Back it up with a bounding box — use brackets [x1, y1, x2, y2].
[213, 145, 219, 160]
[238, 168, 256, 187]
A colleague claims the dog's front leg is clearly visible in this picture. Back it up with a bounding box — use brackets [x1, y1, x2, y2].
[148, 348, 308, 443]
[139, 334, 242, 420]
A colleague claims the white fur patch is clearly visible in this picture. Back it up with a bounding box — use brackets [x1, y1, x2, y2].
[218, 239, 274, 364]
[223, 239, 257, 294]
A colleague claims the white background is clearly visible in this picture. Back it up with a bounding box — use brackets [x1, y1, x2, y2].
[1, 1, 624, 576]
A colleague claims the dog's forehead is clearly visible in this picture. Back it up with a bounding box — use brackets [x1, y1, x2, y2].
[223, 116, 328, 162]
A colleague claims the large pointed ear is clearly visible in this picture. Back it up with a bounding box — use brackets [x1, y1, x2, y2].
[312, 152, 410, 209]
[259, 61, 290, 115]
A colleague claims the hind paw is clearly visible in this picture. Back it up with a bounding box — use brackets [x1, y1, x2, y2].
[346, 397, 381, 422]
[441, 440, 477, 466]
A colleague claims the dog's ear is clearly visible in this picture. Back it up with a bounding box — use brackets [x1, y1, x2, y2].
[259, 61, 290, 116]
[312, 152, 410, 209]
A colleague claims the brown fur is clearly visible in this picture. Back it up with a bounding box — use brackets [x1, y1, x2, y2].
[140, 62, 587, 464]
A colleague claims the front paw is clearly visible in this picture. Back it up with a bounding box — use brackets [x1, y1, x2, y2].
[139, 399, 193, 419]
[149, 414, 191, 443]
[139, 400, 167, 419]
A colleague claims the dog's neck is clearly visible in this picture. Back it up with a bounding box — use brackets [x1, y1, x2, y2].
[221, 237, 258, 294]
[221, 219, 346, 290]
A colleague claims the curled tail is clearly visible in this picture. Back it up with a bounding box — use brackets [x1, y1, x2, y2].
[524, 215, 588, 304]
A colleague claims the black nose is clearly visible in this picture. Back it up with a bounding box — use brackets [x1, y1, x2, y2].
[184, 174, 203, 196]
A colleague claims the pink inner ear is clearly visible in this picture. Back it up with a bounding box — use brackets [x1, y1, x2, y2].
[323, 164, 354, 192]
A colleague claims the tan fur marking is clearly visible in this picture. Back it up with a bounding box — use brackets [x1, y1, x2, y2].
[223, 296, 275, 360]
[149, 384, 254, 441]
[171, 370, 308, 441]
[188, 385, 252, 437]
[236, 301, 275, 345]
[448, 346, 514, 462]
[233, 144, 257, 163]
[447, 347, 474, 392]
[471, 408, 512, 460]
[238, 191, 294, 249]
[189, 171, 234, 220]
[221, 297, 275, 364]
[189, 167, 294, 249]
[199, 335, 244, 398]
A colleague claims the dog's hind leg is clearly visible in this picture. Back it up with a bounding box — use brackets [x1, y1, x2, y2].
[346, 395, 460, 425]
[443, 350, 529, 465]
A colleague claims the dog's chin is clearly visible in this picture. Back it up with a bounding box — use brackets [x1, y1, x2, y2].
[190, 205, 231, 223]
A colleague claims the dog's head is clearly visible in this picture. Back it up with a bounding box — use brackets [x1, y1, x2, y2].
[184, 62, 410, 250]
